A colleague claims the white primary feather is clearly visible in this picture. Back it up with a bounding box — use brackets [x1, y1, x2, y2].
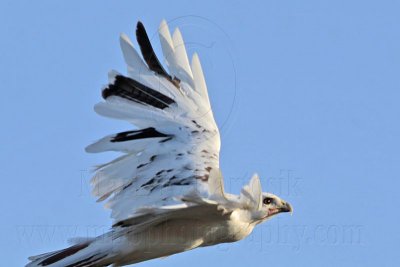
[158, 20, 180, 78]
[191, 53, 211, 111]
[171, 28, 194, 83]
[119, 33, 151, 78]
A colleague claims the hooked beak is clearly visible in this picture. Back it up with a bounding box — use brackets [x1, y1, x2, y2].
[279, 201, 293, 214]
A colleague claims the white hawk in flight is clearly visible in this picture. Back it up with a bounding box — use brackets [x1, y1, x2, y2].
[27, 20, 292, 267]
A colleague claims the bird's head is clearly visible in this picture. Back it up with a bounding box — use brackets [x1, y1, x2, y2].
[240, 174, 292, 224]
[255, 192, 292, 223]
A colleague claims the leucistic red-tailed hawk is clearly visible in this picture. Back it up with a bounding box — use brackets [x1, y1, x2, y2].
[27, 20, 292, 267]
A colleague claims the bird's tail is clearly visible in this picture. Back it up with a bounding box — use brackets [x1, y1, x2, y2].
[26, 237, 115, 267]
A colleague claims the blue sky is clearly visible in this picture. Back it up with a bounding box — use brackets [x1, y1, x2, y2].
[1, 0, 399, 266]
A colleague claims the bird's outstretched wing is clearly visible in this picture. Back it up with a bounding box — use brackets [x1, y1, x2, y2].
[86, 21, 223, 224]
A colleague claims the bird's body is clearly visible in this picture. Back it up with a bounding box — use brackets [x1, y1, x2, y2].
[27, 202, 256, 266]
[26, 20, 292, 267]
[112, 209, 254, 265]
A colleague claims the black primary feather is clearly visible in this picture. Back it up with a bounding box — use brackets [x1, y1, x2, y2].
[38, 243, 90, 266]
[136, 21, 171, 80]
[102, 75, 175, 109]
[111, 127, 171, 142]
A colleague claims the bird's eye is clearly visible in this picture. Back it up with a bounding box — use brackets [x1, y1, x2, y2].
[263, 197, 273, 205]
